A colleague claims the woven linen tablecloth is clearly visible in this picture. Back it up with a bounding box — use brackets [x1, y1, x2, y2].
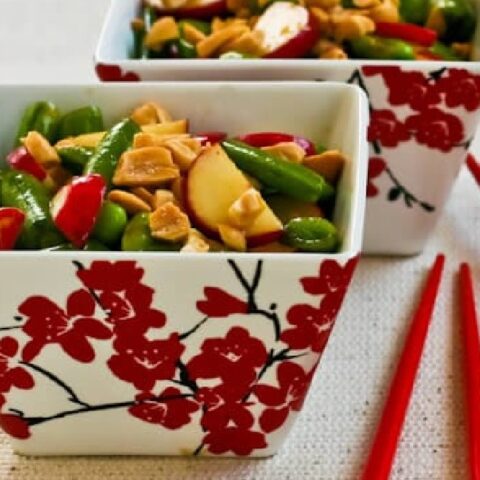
[0, 0, 479, 478]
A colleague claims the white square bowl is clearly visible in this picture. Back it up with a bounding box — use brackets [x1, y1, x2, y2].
[0, 82, 368, 456]
[95, 0, 480, 255]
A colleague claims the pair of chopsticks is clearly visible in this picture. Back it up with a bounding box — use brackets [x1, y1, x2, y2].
[360, 255, 480, 479]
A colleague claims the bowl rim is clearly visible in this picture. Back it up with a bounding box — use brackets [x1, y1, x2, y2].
[0, 81, 368, 262]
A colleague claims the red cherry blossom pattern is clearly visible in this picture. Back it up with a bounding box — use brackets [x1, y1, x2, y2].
[18, 290, 112, 363]
[367, 157, 387, 197]
[196, 287, 248, 317]
[254, 362, 314, 433]
[362, 66, 441, 111]
[405, 107, 464, 152]
[0, 413, 31, 439]
[108, 333, 185, 391]
[203, 426, 267, 456]
[95, 64, 140, 82]
[128, 388, 199, 429]
[0, 337, 34, 393]
[187, 327, 268, 388]
[281, 257, 359, 352]
[435, 68, 480, 112]
[368, 109, 410, 147]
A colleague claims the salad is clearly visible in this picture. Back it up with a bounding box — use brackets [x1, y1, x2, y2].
[0, 101, 345, 253]
[129, 0, 476, 60]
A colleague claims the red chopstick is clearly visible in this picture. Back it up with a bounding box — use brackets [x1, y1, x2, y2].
[360, 254, 445, 480]
[459, 263, 480, 480]
[467, 153, 480, 186]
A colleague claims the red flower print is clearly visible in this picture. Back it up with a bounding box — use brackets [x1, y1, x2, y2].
[368, 110, 410, 147]
[367, 157, 386, 197]
[108, 333, 185, 391]
[254, 362, 313, 433]
[196, 287, 248, 317]
[95, 63, 140, 82]
[436, 69, 480, 111]
[0, 413, 31, 439]
[280, 304, 333, 353]
[300, 257, 359, 296]
[19, 290, 112, 363]
[0, 337, 34, 393]
[362, 66, 441, 111]
[203, 426, 267, 456]
[128, 387, 199, 430]
[405, 107, 464, 152]
[186, 327, 267, 387]
[76, 261, 144, 292]
[196, 385, 255, 432]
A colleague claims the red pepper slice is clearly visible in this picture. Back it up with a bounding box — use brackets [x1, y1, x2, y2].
[0, 207, 25, 250]
[236, 131, 316, 156]
[375, 22, 437, 47]
[6, 147, 47, 181]
[51, 174, 106, 248]
[195, 131, 227, 146]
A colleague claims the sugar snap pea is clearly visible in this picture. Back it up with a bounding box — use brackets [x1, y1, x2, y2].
[14, 101, 59, 147]
[283, 217, 339, 252]
[121, 213, 181, 251]
[221, 139, 335, 202]
[0, 170, 64, 249]
[57, 106, 104, 139]
[83, 118, 140, 186]
[57, 146, 94, 175]
[348, 35, 415, 60]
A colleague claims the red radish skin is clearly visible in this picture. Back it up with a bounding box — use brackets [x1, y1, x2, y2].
[375, 22, 437, 47]
[6, 147, 47, 181]
[151, 0, 227, 19]
[237, 132, 316, 155]
[254, 3, 318, 58]
[0, 208, 25, 250]
[51, 174, 106, 248]
[195, 132, 227, 146]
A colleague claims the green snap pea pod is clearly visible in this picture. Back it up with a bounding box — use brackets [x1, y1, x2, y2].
[57, 106, 104, 139]
[428, 0, 476, 43]
[429, 41, 462, 60]
[14, 101, 59, 146]
[176, 38, 198, 58]
[283, 217, 339, 252]
[131, 18, 146, 59]
[179, 19, 211, 36]
[84, 118, 140, 186]
[93, 200, 128, 247]
[0, 170, 64, 249]
[221, 139, 335, 202]
[57, 146, 94, 175]
[348, 35, 415, 60]
[31, 102, 60, 143]
[400, 0, 430, 24]
[121, 213, 181, 251]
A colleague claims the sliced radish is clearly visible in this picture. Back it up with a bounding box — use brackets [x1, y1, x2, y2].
[51, 174, 106, 248]
[0, 207, 25, 250]
[6, 147, 47, 181]
[254, 2, 318, 58]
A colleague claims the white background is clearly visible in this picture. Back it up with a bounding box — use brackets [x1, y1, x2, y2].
[0, 0, 479, 478]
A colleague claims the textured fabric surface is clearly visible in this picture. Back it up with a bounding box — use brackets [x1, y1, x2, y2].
[0, 0, 478, 477]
